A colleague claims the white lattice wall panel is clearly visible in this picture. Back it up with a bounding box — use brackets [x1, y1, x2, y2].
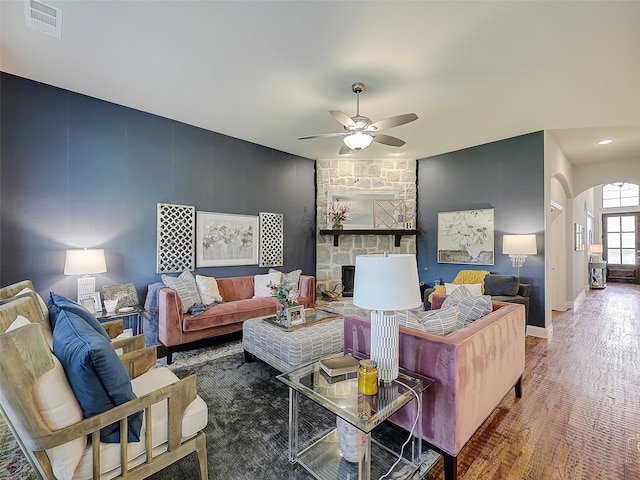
[157, 203, 195, 273]
[259, 212, 283, 267]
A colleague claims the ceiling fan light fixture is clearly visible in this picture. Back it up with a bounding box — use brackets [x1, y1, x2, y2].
[344, 133, 373, 150]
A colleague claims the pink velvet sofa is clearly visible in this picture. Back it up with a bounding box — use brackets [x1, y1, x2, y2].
[343, 301, 526, 480]
[159, 274, 315, 364]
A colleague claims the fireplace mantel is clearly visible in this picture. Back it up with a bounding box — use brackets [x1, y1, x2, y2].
[319, 229, 418, 247]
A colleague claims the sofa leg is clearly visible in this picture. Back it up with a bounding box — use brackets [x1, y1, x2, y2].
[244, 350, 255, 363]
[443, 453, 457, 480]
[166, 349, 173, 365]
[515, 375, 523, 398]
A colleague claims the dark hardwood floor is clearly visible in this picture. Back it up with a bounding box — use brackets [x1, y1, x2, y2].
[424, 283, 640, 480]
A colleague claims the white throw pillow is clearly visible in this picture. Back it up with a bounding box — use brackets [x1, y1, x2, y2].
[6, 317, 86, 480]
[35, 355, 87, 480]
[6, 315, 31, 332]
[17, 287, 54, 347]
[445, 282, 483, 296]
[253, 272, 282, 298]
[195, 275, 223, 303]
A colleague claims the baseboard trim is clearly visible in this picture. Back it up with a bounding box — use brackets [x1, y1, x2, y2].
[526, 324, 553, 338]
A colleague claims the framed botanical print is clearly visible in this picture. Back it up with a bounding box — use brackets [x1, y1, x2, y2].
[438, 208, 495, 265]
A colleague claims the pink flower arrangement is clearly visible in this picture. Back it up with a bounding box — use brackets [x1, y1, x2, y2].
[269, 282, 299, 308]
[323, 201, 351, 227]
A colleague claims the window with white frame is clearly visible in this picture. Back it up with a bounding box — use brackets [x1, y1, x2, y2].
[605, 215, 637, 265]
[602, 182, 639, 209]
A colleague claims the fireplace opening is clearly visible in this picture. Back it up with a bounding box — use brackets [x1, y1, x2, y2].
[341, 265, 355, 297]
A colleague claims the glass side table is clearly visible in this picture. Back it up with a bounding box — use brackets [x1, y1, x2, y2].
[96, 307, 144, 335]
[277, 357, 434, 480]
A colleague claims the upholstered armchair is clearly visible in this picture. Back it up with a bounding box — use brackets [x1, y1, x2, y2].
[0, 292, 209, 480]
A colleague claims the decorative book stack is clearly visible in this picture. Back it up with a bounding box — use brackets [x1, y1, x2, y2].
[320, 355, 359, 377]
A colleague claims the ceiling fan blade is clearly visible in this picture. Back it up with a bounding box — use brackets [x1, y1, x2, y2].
[298, 132, 349, 140]
[369, 113, 418, 131]
[372, 133, 406, 147]
[329, 110, 355, 128]
[339, 144, 353, 155]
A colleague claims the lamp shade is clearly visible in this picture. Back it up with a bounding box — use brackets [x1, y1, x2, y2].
[343, 133, 373, 150]
[353, 253, 422, 311]
[63, 249, 107, 275]
[502, 235, 537, 255]
[589, 244, 603, 254]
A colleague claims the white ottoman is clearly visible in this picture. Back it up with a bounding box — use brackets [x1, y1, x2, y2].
[242, 316, 344, 372]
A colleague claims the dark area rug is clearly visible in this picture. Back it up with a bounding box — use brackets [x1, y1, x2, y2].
[0, 347, 437, 479]
[151, 352, 332, 480]
[153, 352, 436, 480]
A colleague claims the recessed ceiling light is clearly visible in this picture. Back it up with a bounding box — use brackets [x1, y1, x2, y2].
[598, 139, 613, 145]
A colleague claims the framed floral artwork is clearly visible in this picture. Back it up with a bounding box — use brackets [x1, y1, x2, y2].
[102, 283, 139, 309]
[438, 208, 495, 265]
[196, 211, 259, 267]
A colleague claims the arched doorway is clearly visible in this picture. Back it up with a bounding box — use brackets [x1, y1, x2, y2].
[549, 176, 568, 311]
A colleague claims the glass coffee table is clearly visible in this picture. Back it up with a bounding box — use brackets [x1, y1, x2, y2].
[277, 355, 434, 480]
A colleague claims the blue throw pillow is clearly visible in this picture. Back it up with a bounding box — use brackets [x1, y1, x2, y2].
[51, 308, 142, 443]
[46, 292, 110, 340]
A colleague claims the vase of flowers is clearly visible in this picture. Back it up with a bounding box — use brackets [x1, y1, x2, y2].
[269, 282, 299, 321]
[324, 201, 351, 230]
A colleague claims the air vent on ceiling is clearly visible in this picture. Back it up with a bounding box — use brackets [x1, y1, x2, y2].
[24, 0, 62, 39]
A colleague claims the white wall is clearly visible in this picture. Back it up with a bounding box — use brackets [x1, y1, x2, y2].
[572, 188, 595, 298]
[543, 132, 575, 335]
[574, 157, 640, 196]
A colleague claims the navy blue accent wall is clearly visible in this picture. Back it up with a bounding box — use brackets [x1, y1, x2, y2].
[417, 132, 545, 327]
[0, 73, 316, 302]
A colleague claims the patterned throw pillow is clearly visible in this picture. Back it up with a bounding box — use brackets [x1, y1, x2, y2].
[162, 271, 202, 313]
[269, 269, 302, 289]
[417, 306, 459, 335]
[445, 283, 483, 296]
[442, 284, 473, 306]
[445, 295, 492, 329]
[397, 307, 459, 335]
[396, 310, 426, 332]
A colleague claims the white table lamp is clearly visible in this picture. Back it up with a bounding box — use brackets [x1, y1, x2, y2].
[64, 248, 107, 301]
[353, 253, 422, 382]
[589, 243, 603, 262]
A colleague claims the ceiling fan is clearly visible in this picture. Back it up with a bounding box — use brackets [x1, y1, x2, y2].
[299, 82, 418, 155]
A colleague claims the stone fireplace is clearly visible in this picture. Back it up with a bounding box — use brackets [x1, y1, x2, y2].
[316, 158, 417, 293]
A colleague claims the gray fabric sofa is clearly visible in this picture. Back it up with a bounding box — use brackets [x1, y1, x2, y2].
[424, 274, 530, 322]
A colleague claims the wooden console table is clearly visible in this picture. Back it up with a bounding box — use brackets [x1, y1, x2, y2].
[320, 229, 418, 247]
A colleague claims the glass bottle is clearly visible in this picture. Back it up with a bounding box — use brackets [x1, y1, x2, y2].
[358, 359, 378, 395]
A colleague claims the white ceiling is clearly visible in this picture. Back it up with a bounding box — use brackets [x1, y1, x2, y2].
[2, 1, 639, 165]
